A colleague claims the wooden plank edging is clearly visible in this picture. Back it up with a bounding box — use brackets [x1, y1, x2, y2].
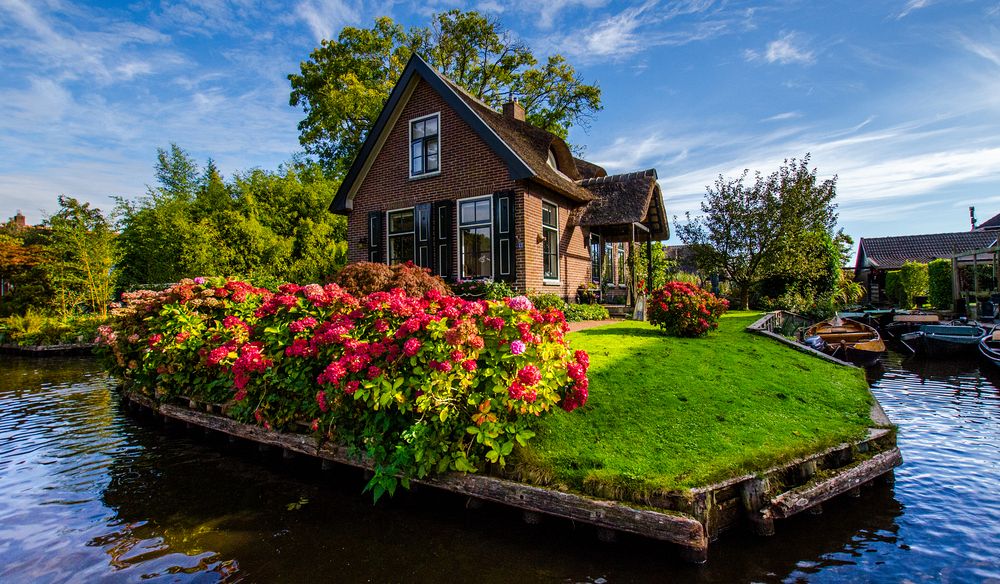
[745, 312, 857, 368]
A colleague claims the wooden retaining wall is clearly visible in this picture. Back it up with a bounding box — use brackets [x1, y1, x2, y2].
[747, 312, 856, 367]
[0, 342, 96, 356]
[119, 387, 901, 563]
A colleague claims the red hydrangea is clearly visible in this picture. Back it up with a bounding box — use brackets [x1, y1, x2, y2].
[517, 364, 541, 387]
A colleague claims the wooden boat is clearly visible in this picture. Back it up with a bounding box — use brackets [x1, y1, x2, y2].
[978, 328, 1000, 368]
[899, 321, 986, 357]
[884, 313, 940, 339]
[838, 309, 898, 330]
[802, 316, 886, 365]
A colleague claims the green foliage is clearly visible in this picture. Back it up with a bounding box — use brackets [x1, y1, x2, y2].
[648, 281, 728, 336]
[527, 293, 566, 312]
[884, 271, 903, 306]
[452, 279, 515, 300]
[629, 243, 677, 293]
[563, 303, 609, 322]
[0, 312, 105, 346]
[899, 261, 929, 308]
[98, 280, 589, 501]
[44, 197, 117, 318]
[928, 259, 953, 310]
[512, 315, 874, 500]
[674, 155, 841, 310]
[288, 11, 601, 175]
[115, 145, 347, 289]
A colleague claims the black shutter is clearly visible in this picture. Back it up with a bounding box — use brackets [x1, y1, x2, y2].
[492, 190, 516, 282]
[367, 211, 383, 263]
[414, 203, 432, 269]
[431, 200, 453, 279]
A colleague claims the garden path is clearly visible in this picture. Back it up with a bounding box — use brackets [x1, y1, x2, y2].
[566, 319, 622, 333]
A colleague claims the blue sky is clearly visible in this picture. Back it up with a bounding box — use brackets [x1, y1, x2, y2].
[2, 0, 1000, 253]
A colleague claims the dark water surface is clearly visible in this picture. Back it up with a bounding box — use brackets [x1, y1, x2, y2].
[0, 353, 997, 583]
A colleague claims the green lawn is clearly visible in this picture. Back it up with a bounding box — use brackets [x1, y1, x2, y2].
[510, 312, 875, 501]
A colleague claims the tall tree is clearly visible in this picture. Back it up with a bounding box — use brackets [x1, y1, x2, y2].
[288, 10, 601, 175]
[674, 155, 839, 309]
[45, 197, 116, 317]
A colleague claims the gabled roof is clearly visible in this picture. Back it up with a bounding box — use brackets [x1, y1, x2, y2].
[331, 54, 594, 213]
[976, 211, 1000, 231]
[576, 169, 669, 241]
[858, 231, 998, 270]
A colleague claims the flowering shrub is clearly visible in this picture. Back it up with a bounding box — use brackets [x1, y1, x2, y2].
[451, 279, 515, 300]
[648, 281, 728, 337]
[98, 278, 590, 500]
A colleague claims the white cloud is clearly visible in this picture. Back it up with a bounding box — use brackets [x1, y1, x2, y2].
[745, 32, 815, 65]
[762, 111, 803, 122]
[294, 0, 359, 41]
[957, 33, 1000, 68]
[897, 0, 933, 19]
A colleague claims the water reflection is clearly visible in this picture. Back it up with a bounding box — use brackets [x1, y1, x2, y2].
[0, 354, 997, 582]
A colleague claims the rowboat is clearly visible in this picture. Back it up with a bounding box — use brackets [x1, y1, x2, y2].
[802, 316, 886, 365]
[978, 328, 1000, 368]
[884, 313, 940, 339]
[899, 321, 986, 357]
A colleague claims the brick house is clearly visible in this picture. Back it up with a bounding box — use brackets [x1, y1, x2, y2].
[331, 55, 669, 303]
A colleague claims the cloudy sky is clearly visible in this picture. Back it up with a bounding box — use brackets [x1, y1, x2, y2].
[2, 0, 999, 252]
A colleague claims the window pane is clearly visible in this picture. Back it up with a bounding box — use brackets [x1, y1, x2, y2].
[426, 154, 438, 172]
[461, 226, 492, 279]
[388, 210, 414, 234]
[459, 197, 490, 226]
[412, 121, 424, 139]
[412, 156, 423, 174]
[425, 116, 437, 135]
[542, 203, 556, 228]
[426, 138, 438, 155]
[460, 200, 475, 224]
[544, 229, 559, 279]
[388, 234, 414, 265]
[412, 142, 422, 159]
[475, 199, 491, 223]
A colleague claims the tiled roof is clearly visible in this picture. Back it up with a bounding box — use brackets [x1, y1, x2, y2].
[859, 231, 998, 269]
[977, 211, 1000, 230]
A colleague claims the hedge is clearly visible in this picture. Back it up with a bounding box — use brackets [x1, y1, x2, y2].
[928, 259, 952, 310]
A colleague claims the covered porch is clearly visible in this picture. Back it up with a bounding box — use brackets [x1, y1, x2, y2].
[576, 169, 670, 308]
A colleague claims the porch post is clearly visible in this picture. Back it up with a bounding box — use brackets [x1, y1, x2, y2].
[952, 256, 960, 311]
[628, 223, 637, 306]
[646, 229, 653, 293]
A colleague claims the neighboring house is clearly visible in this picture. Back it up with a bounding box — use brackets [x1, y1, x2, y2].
[330, 54, 669, 303]
[854, 231, 998, 304]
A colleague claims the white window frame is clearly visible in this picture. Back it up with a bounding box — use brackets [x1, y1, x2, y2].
[386, 207, 415, 265]
[457, 195, 493, 280]
[541, 199, 560, 284]
[408, 112, 441, 179]
[617, 245, 627, 288]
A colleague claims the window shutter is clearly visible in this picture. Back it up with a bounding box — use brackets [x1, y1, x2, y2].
[492, 190, 516, 283]
[367, 211, 383, 263]
[415, 202, 432, 269]
[431, 200, 453, 279]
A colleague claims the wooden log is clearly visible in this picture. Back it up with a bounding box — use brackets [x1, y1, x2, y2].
[739, 478, 775, 536]
[799, 460, 817, 483]
[770, 448, 903, 519]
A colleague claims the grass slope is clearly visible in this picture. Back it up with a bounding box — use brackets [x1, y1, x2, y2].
[512, 312, 874, 501]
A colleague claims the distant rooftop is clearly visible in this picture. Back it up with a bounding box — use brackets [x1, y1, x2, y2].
[858, 231, 998, 270]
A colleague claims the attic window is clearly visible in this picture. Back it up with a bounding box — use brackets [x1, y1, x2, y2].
[410, 113, 440, 178]
[547, 148, 558, 171]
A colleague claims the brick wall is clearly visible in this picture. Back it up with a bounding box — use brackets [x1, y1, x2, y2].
[347, 78, 516, 270]
[519, 186, 593, 301]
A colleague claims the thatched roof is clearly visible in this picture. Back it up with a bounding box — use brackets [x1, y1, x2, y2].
[573, 157, 607, 179]
[576, 169, 669, 241]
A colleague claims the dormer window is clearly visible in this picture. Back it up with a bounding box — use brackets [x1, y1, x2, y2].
[547, 148, 558, 171]
[410, 113, 440, 178]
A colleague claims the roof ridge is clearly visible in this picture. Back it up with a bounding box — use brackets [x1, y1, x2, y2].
[862, 230, 996, 241]
[577, 168, 656, 186]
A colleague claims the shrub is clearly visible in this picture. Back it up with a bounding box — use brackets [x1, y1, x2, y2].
[564, 303, 610, 322]
[928, 259, 952, 310]
[899, 261, 929, 308]
[334, 262, 450, 298]
[576, 282, 599, 304]
[0, 312, 106, 346]
[452, 279, 515, 300]
[648, 281, 728, 337]
[98, 279, 590, 500]
[884, 270, 903, 306]
[528, 293, 567, 312]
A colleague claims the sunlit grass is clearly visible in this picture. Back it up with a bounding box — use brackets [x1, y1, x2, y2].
[510, 312, 874, 501]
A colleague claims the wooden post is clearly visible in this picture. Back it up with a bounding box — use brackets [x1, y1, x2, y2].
[646, 230, 653, 293]
[740, 478, 775, 536]
[628, 224, 637, 307]
[952, 257, 961, 312]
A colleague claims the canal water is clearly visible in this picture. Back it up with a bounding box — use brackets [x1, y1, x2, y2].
[0, 353, 997, 583]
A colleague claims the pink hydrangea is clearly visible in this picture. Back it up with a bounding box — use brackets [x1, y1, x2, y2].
[289, 316, 318, 334]
[344, 380, 360, 395]
[510, 340, 526, 355]
[462, 359, 477, 372]
[403, 338, 422, 357]
[517, 364, 541, 387]
[506, 296, 533, 311]
[507, 380, 525, 400]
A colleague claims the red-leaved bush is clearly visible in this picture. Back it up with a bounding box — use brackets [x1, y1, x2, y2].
[98, 276, 589, 499]
[648, 281, 728, 337]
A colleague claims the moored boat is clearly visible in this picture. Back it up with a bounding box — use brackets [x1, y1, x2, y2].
[900, 321, 986, 357]
[884, 313, 941, 340]
[978, 328, 1000, 368]
[802, 316, 886, 365]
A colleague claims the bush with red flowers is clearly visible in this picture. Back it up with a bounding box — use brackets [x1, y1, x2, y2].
[97, 277, 589, 500]
[648, 281, 728, 337]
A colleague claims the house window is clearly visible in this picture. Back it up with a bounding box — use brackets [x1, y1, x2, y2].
[542, 201, 559, 281]
[603, 242, 614, 283]
[617, 245, 627, 286]
[410, 113, 440, 177]
[387, 208, 414, 265]
[590, 233, 601, 283]
[547, 149, 558, 171]
[459, 197, 492, 279]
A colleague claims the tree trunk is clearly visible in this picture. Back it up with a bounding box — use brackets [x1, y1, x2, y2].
[740, 286, 750, 310]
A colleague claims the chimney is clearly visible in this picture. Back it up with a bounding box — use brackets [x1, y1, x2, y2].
[13, 210, 25, 228]
[971, 206, 977, 230]
[502, 98, 525, 122]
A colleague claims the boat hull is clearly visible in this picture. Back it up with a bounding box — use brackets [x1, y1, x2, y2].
[900, 324, 986, 357]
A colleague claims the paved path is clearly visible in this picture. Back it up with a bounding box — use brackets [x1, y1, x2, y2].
[566, 319, 623, 333]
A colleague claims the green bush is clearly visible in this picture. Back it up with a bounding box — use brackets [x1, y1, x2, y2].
[0, 312, 105, 346]
[564, 303, 610, 322]
[928, 259, 952, 310]
[649, 281, 728, 336]
[528, 293, 567, 312]
[451, 279, 515, 300]
[884, 271, 903, 306]
[98, 278, 590, 500]
[900, 261, 929, 308]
